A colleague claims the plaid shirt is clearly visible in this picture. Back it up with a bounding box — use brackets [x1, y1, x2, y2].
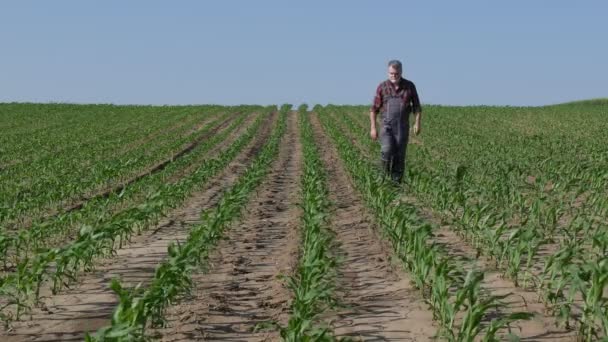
[370, 78, 422, 115]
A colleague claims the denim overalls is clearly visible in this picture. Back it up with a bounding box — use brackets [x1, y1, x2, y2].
[380, 91, 410, 183]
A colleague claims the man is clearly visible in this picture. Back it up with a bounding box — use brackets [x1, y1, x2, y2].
[369, 60, 421, 184]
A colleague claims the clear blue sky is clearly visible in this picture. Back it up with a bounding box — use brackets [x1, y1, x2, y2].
[1, 1, 606, 106]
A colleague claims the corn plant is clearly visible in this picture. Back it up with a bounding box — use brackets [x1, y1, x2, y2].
[447, 270, 534, 342]
[270, 105, 338, 341]
[317, 107, 533, 340]
[0, 110, 271, 323]
[333, 104, 608, 337]
[87, 106, 289, 340]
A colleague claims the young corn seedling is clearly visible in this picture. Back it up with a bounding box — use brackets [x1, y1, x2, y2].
[574, 258, 608, 341]
[429, 258, 462, 330]
[86, 108, 288, 340]
[449, 270, 534, 342]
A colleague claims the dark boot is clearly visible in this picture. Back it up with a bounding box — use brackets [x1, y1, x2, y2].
[391, 171, 402, 184]
[381, 159, 392, 180]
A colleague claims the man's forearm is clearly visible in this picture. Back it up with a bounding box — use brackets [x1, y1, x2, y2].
[414, 112, 421, 124]
[370, 111, 377, 130]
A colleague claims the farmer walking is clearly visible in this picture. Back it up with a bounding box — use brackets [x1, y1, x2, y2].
[369, 60, 422, 184]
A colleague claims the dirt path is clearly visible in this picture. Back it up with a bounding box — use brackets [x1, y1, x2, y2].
[1, 112, 277, 342]
[311, 112, 437, 341]
[151, 111, 302, 341]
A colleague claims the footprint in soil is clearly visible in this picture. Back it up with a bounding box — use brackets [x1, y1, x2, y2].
[256, 275, 273, 282]
[257, 300, 280, 309]
[231, 267, 251, 275]
[227, 282, 241, 291]
[235, 256, 249, 265]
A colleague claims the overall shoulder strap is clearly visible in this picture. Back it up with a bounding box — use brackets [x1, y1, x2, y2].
[380, 81, 393, 99]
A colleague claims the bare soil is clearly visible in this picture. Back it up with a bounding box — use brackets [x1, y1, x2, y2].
[311, 112, 437, 341]
[151, 111, 303, 341]
[0, 111, 277, 342]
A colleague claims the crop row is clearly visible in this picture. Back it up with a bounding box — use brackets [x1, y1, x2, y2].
[0, 106, 226, 225]
[316, 107, 532, 341]
[0, 104, 182, 166]
[85, 105, 289, 341]
[0, 108, 272, 324]
[334, 106, 608, 340]
[273, 106, 337, 340]
[0, 110, 260, 271]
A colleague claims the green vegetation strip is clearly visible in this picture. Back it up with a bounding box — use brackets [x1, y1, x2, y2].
[0, 106, 225, 224]
[317, 106, 532, 341]
[0, 110, 255, 270]
[335, 106, 608, 341]
[273, 106, 337, 341]
[0, 110, 269, 323]
[85, 105, 289, 341]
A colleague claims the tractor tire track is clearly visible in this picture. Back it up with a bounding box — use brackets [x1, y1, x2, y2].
[311, 112, 437, 341]
[1, 112, 277, 342]
[152, 111, 302, 342]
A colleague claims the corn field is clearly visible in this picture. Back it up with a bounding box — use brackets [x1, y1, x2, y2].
[0, 100, 606, 341]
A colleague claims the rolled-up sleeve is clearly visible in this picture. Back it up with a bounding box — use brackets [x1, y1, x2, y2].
[370, 84, 383, 114]
[410, 82, 422, 113]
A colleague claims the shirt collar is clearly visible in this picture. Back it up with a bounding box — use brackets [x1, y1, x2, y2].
[387, 78, 405, 91]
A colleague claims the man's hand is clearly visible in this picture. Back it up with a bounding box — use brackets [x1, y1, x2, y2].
[370, 127, 378, 140]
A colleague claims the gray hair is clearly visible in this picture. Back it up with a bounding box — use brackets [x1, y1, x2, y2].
[387, 60, 402, 72]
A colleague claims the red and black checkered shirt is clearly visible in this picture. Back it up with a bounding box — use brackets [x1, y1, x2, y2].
[370, 78, 422, 115]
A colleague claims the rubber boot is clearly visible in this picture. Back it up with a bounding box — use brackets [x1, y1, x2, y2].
[381, 160, 392, 181]
[391, 171, 402, 185]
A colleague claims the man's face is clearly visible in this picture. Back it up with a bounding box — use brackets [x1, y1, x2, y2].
[388, 66, 402, 84]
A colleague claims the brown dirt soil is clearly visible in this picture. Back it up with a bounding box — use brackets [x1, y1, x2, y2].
[151, 111, 303, 341]
[0, 112, 277, 342]
[311, 112, 437, 341]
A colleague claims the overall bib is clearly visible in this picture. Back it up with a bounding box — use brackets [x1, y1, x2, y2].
[380, 94, 409, 183]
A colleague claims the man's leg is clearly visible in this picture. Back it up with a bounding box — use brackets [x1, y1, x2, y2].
[391, 123, 409, 183]
[379, 126, 395, 178]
